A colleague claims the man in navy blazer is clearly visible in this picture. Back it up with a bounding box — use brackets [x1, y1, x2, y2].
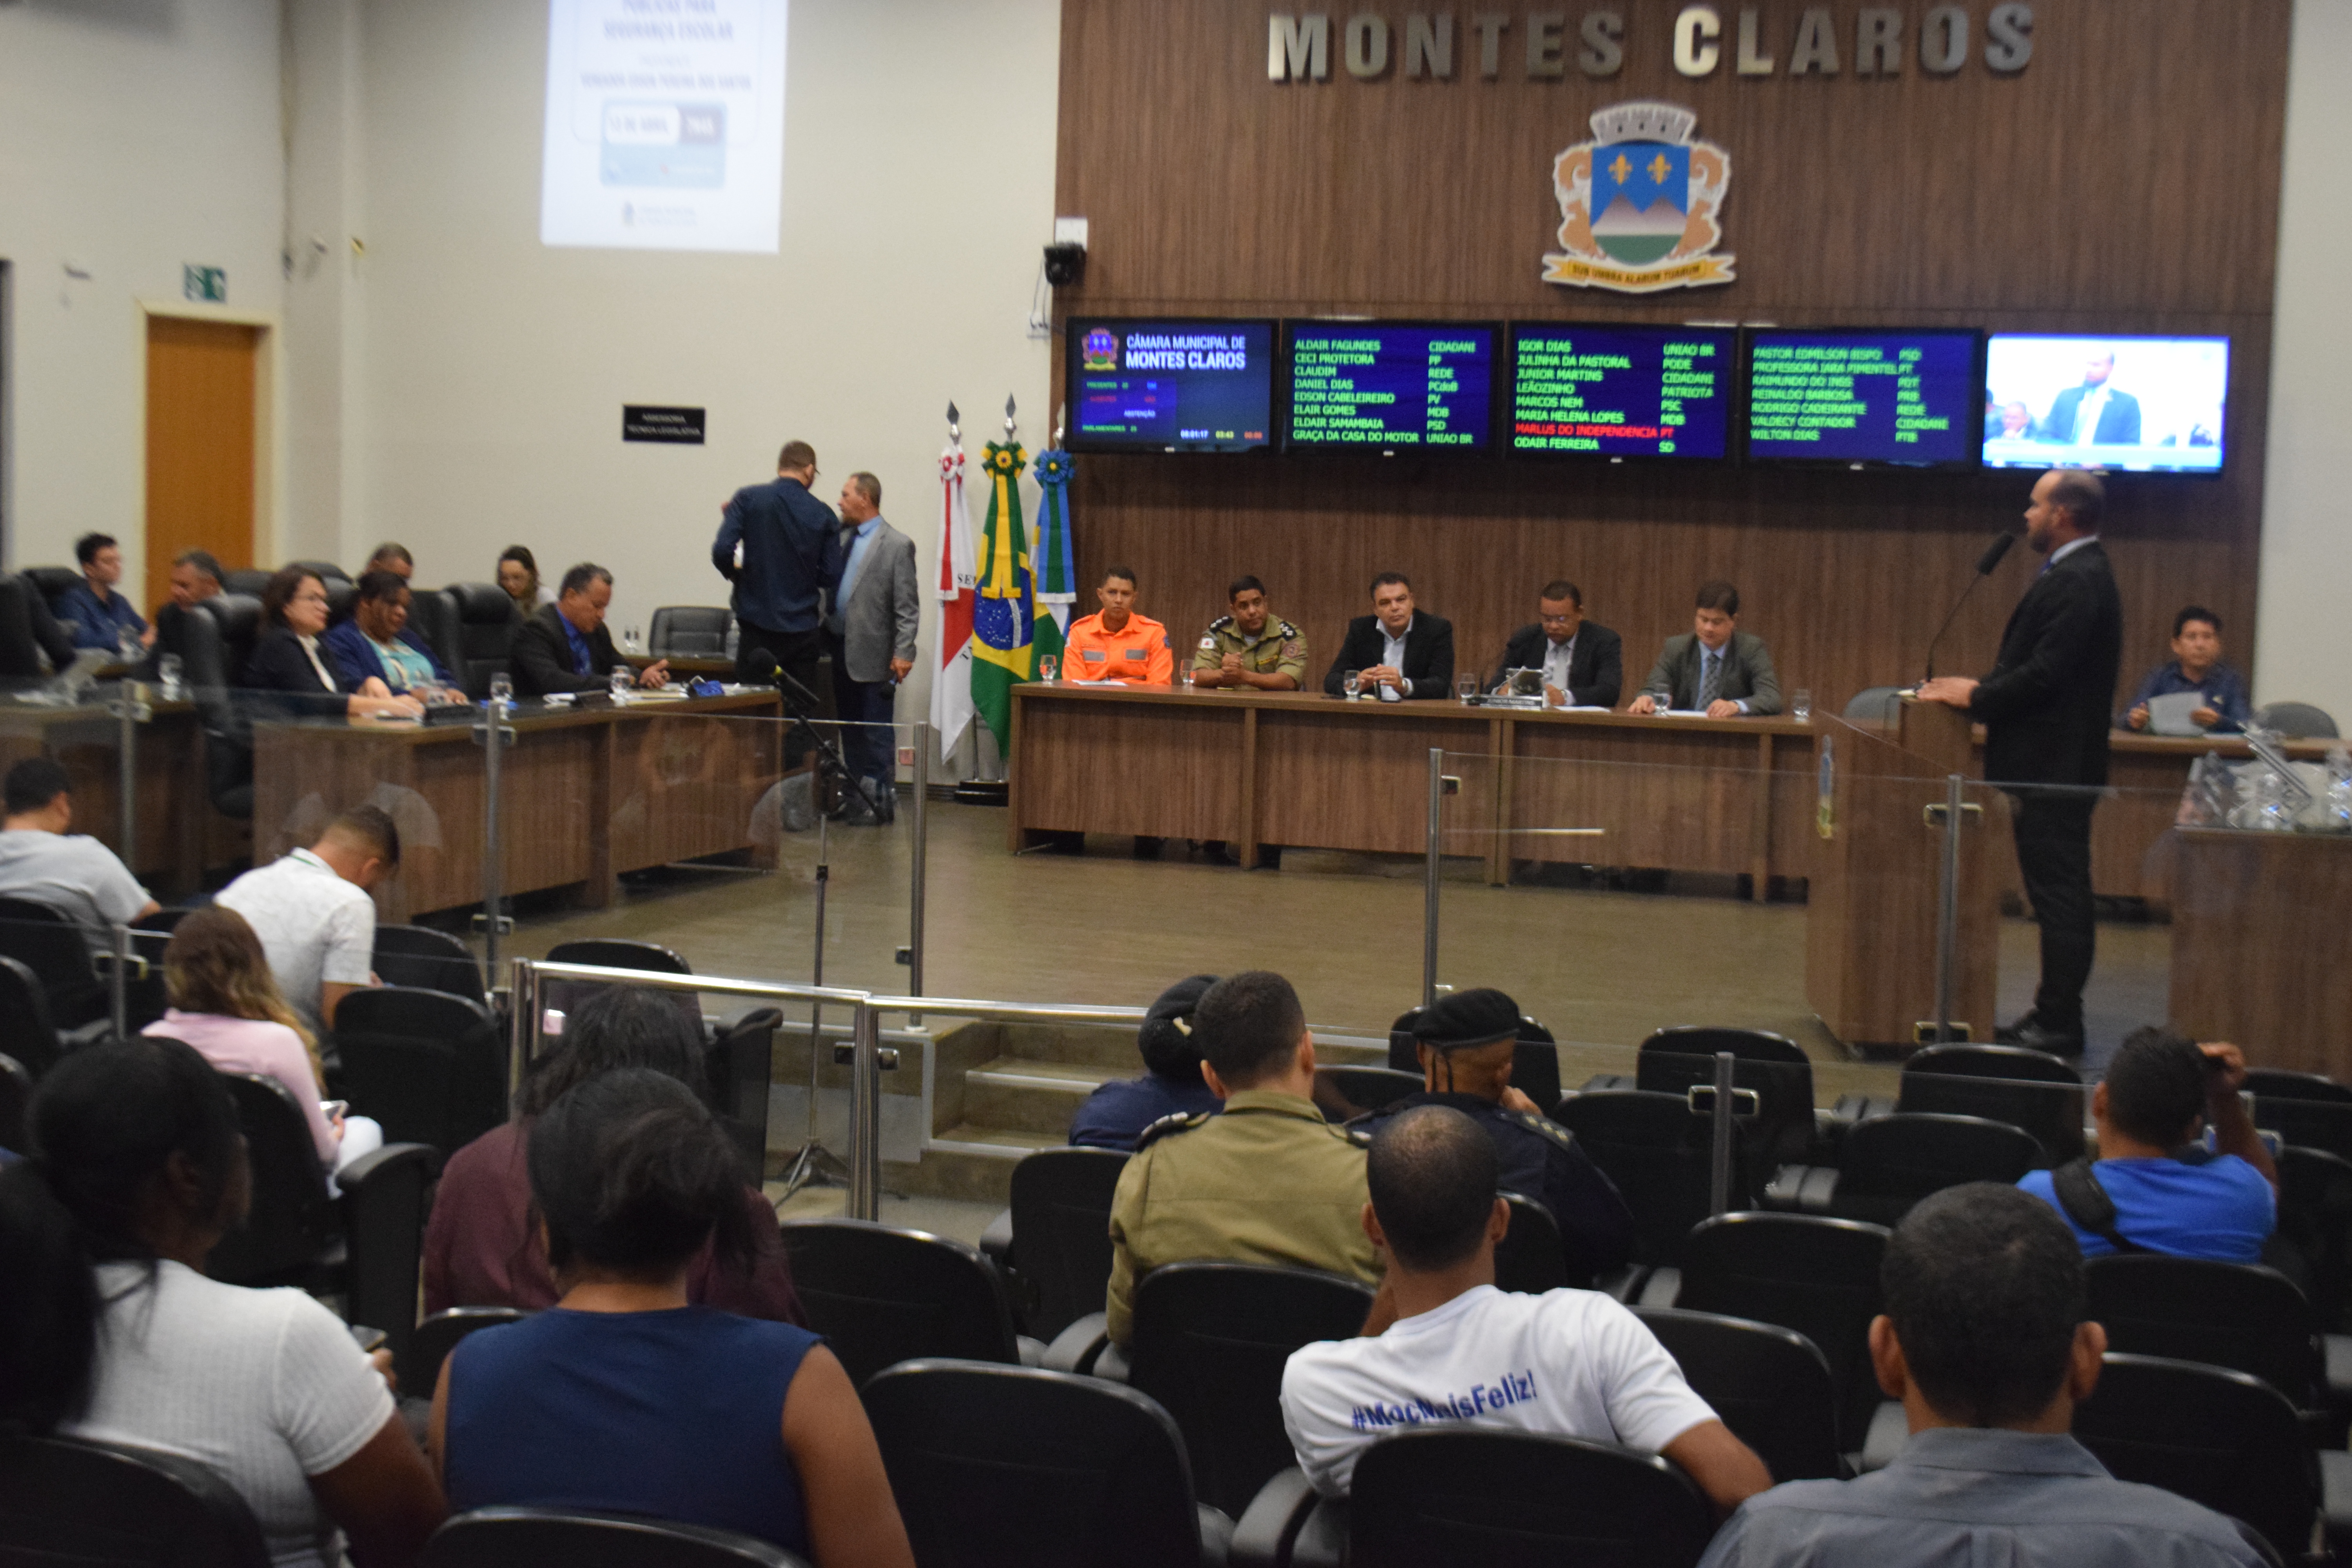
[1921, 470, 2123, 1057]
[2042, 350, 2142, 446]
[1322, 573, 1454, 700]
[1490, 579, 1622, 709]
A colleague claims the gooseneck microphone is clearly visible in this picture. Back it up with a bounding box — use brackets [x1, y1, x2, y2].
[1921, 531, 2017, 682]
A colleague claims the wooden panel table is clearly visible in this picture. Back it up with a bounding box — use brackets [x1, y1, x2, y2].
[253, 691, 782, 921]
[2168, 829, 2352, 1074]
[0, 691, 243, 893]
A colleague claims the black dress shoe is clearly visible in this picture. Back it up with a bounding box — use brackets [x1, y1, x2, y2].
[2006, 1022, 2085, 1058]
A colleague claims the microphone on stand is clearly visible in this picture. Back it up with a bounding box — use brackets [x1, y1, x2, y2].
[1920, 531, 2017, 683]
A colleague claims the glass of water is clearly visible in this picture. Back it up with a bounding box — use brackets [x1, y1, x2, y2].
[157, 653, 183, 701]
[1342, 670, 1362, 702]
[1791, 689, 1813, 723]
[1038, 654, 1058, 682]
[622, 625, 643, 657]
[1455, 673, 1477, 704]
[610, 666, 633, 702]
[488, 671, 513, 709]
[1650, 694, 1672, 716]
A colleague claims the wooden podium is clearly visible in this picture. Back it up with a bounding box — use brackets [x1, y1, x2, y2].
[1806, 698, 2001, 1049]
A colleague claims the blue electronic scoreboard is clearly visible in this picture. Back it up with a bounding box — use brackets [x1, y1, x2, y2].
[1742, 329, 1984, 468]
[1508, 325, 1735, 459]
[1281, 321, 1498, 451]
[1065, 318, 1276, 452]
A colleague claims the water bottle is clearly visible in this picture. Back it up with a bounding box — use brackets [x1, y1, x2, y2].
[2254, 766, 2295, 833]
[2325, 744, 2352, 833]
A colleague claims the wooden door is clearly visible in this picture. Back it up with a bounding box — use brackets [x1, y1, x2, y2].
[144, 318, 259, 613]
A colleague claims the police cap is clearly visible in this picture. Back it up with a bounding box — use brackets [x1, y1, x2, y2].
[1411, 987, 1522, 1053]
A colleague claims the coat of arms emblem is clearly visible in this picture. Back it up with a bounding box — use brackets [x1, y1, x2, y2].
[1544, 102, 1735, 294]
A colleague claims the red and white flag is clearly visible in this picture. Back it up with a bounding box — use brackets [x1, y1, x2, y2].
[929, 439, 979, 757]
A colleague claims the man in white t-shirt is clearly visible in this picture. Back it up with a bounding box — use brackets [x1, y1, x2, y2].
[0, 757, 161, 953]
[218, 805, 398, 1038]
[1281, 1104, 1772, 1508]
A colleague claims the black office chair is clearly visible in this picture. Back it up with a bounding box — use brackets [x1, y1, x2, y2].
[0, 953, 73, 1078]
[334, 986, 506, 1154]
[1634, 1305, 1844, 1483]
[205, 1071, 342, 1288]
[1620, 1026, 1819, 1179]
[2245, 1069, 2352, 1103]
[1383, 1008, 1563, 1112]
[1314, 1065, 1422, 1119]
[777, 1218, 1027, 1388]
[2277, 1145, 2352, 1334]
[323, 580, 359, 628]
[2253, 1093, 2352, 1166]
[1765, 1112, 2043, 1226]
[542, 937, 702, 1029]
[341, 1140, 441, 1388]
[2253, 701, 2339, 740]
[1888, 1045, 2085, 1167]
[18, 572, 80, 672]
[1673, 1212, 1891, 1452]
[1494, 1191, 1576, 1294]
[187, 593, 265, 818]
[705, 1007, 779, 1181]
[373, 923, 490, 1009]
[288, 559, 353, 589]
[445, 583, 519, 699]
[0, 575, 49, 678]
[408, 1307, 530, 1397]
[1347, 1431, 1718, 1568]
[1842, 685, 1906, 727]
[2073, 1354, 2332, 1564]
[865, 1358, 1233, 1568]
[0, 1434, 271, 1568]
[425, 1509, 809, 1568]
[0, 896, 109, 1038]
[0, 1050, 31, 1151]
[1552, 1090, 1746, 1268]
[1125, 1260, 1377, 1519]
[222, 568, 272, 597]
[995, 1147, 1129, 1341]
[2082, 1254, 2345, 1432]
[22, 565, 86, 613]
[650, 606, 735, 660]
[407, 586, 465, 680]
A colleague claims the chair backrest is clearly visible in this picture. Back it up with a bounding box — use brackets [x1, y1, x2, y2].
[0, 575, 47, 677]
[1494, 1191, 1576, 1294]
[323, 579, 359, 628]
[2244, 1069, 2352, 1104]
[1385, 1006, 1423, 1071]
[0, 1434, 272, 1568]
[650, 606, 734, 660]
[1551, 1090, 1746, 1267]
[409, 1307, 530, 1398]
[446, 583, 519, 699]
[2274, 1145, 2352, 1334]
[340, 1141, 439, 1386]
[0, 1050, 31, 1154]
[334, 986, 507, 1154]
[776, 1218, 1022, 1388]
[205, 1070, 338, 1286]
[2254, 701, 2339, 739]
[2082, 1254, 2320, 1406]
[407, 586, 465, 679]
[2072, 1354, 2318, 1562]
[1125, 1259, 1378, 1517]
[1635, 1026, 1816, 1173]
[372, 923, 490, 1008]
[1897, 1047, 2085, 1167]
[192, 592, 265, 688]
[22, 566, 85, 608]
[0, 895, 106, 1030]
[425, 1508, 809, 1568]
[1632, 1305, 1843, 1483]
[1316, 1065, 1423, 1120]
[2250, 1094, 2352, 1165]
[1829, 1112, 2045, 1226]
[287, 559, 352, 588]
[0, 953, 67, 1078]
[707, 1008, 779, 1183]
[542, 938, 701, 1029]
[1842, 684, 1906, 725]
[222, 568, 272, 597]
[1347, 1430, 1718, 1568]
[1006, 1147, 1130, 1340]
[1513, 1018, 1563, 1112]
[864, 1359, 1207, 1568]
[1676, 1211, 1891, 1449]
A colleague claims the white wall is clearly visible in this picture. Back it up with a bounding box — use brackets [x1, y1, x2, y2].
[326, 0, 1060, 757]
[2255, 0, 2352, 727]
[0, 0, 289, 581]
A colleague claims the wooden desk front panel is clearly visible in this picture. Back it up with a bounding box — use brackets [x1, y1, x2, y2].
[2169, 831, 2352, 1076]
[1017, 692, 1248, 841]
[607, 710, 782, 875]
[1254, 702, 1495, 857]
[1508, 720, 1768, 877]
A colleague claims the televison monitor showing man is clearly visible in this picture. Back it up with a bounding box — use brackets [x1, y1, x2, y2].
[1984, 334, 2228, 475]
[1066, 318, 1277, 454]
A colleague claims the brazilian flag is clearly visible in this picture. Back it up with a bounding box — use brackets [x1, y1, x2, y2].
[971, 439, 1037, 750]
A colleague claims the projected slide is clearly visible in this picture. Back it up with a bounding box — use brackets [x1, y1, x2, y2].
[1067, 320, 1275, 452]
[1510, 325, 1733, 459]
[540, 0, 787, 253]
[1283, 323, 1495, 451]
[1984, 335, 2228, 474]
[1744, 330, 1980, 467]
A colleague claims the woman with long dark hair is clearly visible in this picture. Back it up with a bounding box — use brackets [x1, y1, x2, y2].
[0, 1038, 442, 1565]
[495, 546, 555, 616]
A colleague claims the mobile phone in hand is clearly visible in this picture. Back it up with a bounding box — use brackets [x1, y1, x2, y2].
[347, 1324, 387, 1354]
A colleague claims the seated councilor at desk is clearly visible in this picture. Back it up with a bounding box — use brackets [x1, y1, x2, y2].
[1323, 572, 1454, 700]
[1492, 579, 1622, 708]
[322, 570, 457, 699]
[243, 567, 423, 721]
[1630, 579, 1782, 717]
[511, 563, 671, 696]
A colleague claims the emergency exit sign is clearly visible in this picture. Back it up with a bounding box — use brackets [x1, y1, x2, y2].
[182, 265, 227, 303]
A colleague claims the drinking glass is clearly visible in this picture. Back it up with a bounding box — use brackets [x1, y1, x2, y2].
[1342, 670, 1362, 701]
[610, 666, 633, 701]
[117, 625, 142, 662]
[1791, 689, 1813, 723]
[1650, 694, 1672, 717]
[1038, 654, 1058, 682]
[157, 653, 183, 701]
[1455, 673, 1477, 704]
[488, 671, 513, 709]
[623, 625, 643, 656]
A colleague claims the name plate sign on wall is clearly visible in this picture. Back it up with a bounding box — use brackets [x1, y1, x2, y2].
[622, 405, 706, 444]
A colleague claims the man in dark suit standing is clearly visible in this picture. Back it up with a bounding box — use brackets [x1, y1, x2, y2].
[1323, 573, 1454, 700]
[1630, 581, 1781, 717]
[1921, 469, 2123, 1057]
[2042, 349, 2142, 446]
[1491, 580, 1622, 708]
[713, 440, 844, 760]
[510, 563, 671, 697]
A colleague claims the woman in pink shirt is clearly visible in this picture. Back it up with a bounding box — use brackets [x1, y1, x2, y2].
[141, 907, 383, 1183]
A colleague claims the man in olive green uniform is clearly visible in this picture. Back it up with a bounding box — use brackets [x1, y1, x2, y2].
[1190, 575, 1308, 691]
[1105, 969, 1377, 1347]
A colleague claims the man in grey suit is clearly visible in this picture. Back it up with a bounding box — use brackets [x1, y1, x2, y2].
[1630, 580, 1782, 717]
[826, 471, 920, 824]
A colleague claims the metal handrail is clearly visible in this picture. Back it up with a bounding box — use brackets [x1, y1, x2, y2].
[862, 994, 1149, 1026]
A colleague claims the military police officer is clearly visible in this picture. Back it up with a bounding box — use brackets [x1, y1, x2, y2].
[1190, 575, 1308, 690]
[1354, 987, 1635, 1283]
[1105, 971, 1377, 1347]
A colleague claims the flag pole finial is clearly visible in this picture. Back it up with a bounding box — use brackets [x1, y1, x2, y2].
[1053, 402, 1066, 446]
[1003, 395, 1018, 439]
[946, 401, 959, 441]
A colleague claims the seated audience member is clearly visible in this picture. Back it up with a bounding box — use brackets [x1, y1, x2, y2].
[243, 567, 424, 720]
[216, 805, 397, 1038]
[2120, 606, 2251, 734]
[1492, 579, 1623, 709]
[1061, 565, 1171, 685]
[166, 549, 225, 610]
[1069, 974, 1222, 1152]
[1105, 970, 1378, 1347]
[1353, 989, 1633, 1281]
[322, 570, 458, 699]
[1697, 1183, 2267, 1567]
[365, 542, 414, 582]
[0, 757, 161, 952]
[1190, 577, 1307, 690]
[56, 531, 152, 652]
[142, 907, 383, 1183]
[0, 1038, 444, 1566]
[1995, 400, 2038, 441]
[2018, 1027, 2275, 1261]
[1282, 1105, 1769, 1507]
[429, 1069, 912, 1566]
[510, 563, 670, 696]
[1631, 580, 1782, 717]
[497, 545, 555, 615]
[423, 984, 801, 1320]
[1323, 572, 1454, 701]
